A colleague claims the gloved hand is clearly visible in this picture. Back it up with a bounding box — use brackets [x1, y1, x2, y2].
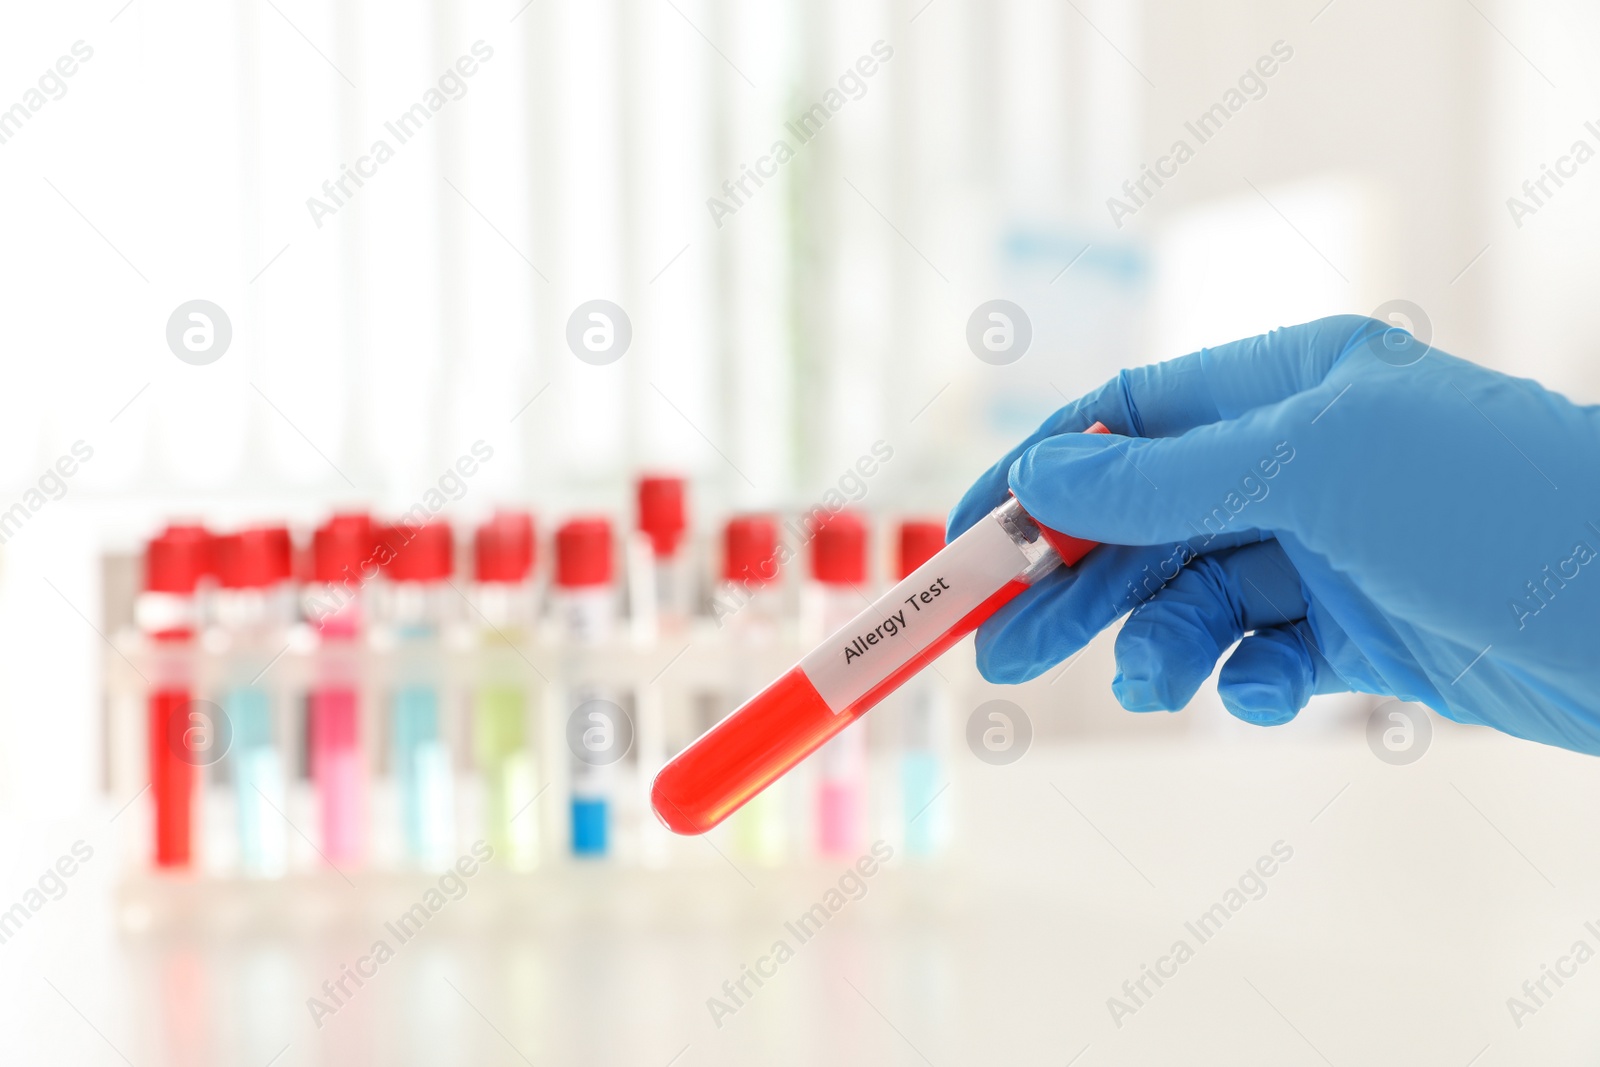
[947, 315, 1600, 755]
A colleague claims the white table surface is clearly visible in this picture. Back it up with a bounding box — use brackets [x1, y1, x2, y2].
[2, 707, 1597, 1067]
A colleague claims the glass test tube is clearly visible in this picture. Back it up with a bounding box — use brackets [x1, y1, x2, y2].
[382, 522, 455, 866]
[472, 510, 539, 869]
[633, 474, 691, 637]
[306, 513, 374, 867]
[140, 525, 210, 870]
[652, 423, 1109, 836]
[556, 517, 620, 858]
[808, 511, 871, 858]
[216, 526, 293, 877]
[894, 520, 953, 857]
[718, 516, 789, 864]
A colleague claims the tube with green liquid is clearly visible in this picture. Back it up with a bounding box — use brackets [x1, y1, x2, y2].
[472, 511, 540, 869]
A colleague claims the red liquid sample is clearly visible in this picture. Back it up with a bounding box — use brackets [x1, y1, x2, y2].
[653, 581, 1028, 835]
[148, 687, 196, 868]
[653, 423, 1110, 836]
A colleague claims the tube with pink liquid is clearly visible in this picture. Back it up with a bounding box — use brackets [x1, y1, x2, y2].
[807, 511, 872, 857]
[304, 513, 373, 867]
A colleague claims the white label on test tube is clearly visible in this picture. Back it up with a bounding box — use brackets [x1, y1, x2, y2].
[798, 513, 1030, 714]
[563, 587, 614, 644]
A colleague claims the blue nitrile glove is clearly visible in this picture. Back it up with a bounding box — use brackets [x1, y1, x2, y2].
[947, 315, 1600, 755]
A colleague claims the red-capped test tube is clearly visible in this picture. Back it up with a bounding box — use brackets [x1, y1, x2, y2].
[141, 524, 212, 868]
[473, 509, 539, 869]
[635, 474, 690, 637]
[652, 423, 1109, 835]
[307, 512, 374, 866]
[809, 510, 871, 856]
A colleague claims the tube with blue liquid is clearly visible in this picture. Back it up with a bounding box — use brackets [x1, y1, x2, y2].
[555, 518, 620, 858]
[215, 527, 294, 877]
[379, 522, 456, 867]
[893, 521, 953, 857]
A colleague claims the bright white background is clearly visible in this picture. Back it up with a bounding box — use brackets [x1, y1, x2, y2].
[2, 0, 1599, 1063]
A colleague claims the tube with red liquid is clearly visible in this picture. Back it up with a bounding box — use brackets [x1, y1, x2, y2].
[140, 524, 212, 869]
[652, 423, 1109, 836]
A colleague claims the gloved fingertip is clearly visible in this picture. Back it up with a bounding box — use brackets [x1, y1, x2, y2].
[1218, 627, 1314, 725]
[976, 655, 1029, 686]
[974, 628, 1035, 685]
[1113, 625, 1217, 713]
[1220, 681, 1301, 726]
[1005, 442, 1066, 524]
[1006, 441, 1058, 503]
[1111, 672, 1170, 713]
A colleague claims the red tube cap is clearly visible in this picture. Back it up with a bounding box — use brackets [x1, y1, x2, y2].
[144, 524, 212, 593]
[475, 510, 535, 583]
[217, 526, 292, 589]
[312, 513, 374, 583]
[1035, 525, 1099, 568]
[810, 510, 866, 585]
[637, 475, 687, 558]
[897, 520, 946, 580]
[724, 515, 780, 586]
[556, 517, 613, 588]
[381, 522, 453, 582]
